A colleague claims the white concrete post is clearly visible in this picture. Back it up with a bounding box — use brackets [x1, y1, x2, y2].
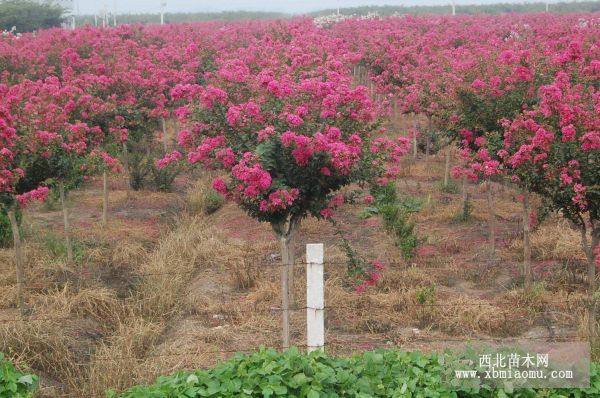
[306, 243, 324, 352]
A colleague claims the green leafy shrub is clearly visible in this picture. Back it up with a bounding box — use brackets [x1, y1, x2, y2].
[415, 285, 437, 327]
[42, 231, 85, 263]
[0, 353, 37, 398]
[380, 203, 420, 259]
[202, 190, 225, 215]
[454, 194, 473, 223]
[111, 348, 600, 398]
[150, 164, 181, 192]
[362, 183, 421, 259]
[0, 209, 21, 248]
[436, 179, 460, 194]
[187, 184, 225, 216]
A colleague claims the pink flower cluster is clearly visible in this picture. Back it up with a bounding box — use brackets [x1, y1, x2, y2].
[259, 189, 300, 212]
[231, 155, 272, 198]
[156, 150, 183, 169]
[355, 260, 385, 294]
[16, 186, 50, 207]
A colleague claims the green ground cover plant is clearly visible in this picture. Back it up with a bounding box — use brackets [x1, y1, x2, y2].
[0, 353, 37, 398]
[112, 348, 600, 398]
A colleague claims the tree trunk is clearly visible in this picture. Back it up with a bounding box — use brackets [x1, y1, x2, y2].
[444, 145, 451, 187]
[8, 209, 25, 316]
[102, 171, 109, 225]
[487, 181, 496, 257]
[581, 223, 599, 340]
[412, 116, 418, 160]
[279, 234, 292, 349]
[121, 141, 131, 192]
[522, 190, 532, 288]
[425, 117, 432, 160]
[273, 216, 299, 349]
[59, 182, 74, 264]
[461, 174, 469, 220]
[161, 118, 168, 154]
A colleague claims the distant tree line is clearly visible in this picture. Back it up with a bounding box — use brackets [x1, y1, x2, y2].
[2, 0, 599, 32]
[75, 11, 287, 26]
[0, 0, 65, 32]
[75, 1, 600, 27]
[311, 1, 600, 17]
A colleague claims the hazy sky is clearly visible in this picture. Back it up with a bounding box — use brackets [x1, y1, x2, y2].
[71, 0, 558, 15]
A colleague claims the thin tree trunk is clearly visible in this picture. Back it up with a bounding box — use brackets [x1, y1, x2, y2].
[487, 181, 496, 256]
[581, 224, 599, 339]
[122, 141, 131, 192]
[102, 171, 108, 225]
[444, 145, 451, 187]
[59, 182, 74, 264]
[522, 190, 532, 288]
[425, 117, 432, 160]
[287, 232, 296, 306]
[280, 234, 292, 349]
[461, 174, 469, 220]
[8, 209, 25, 316]
[161, 118, 168, 153]
[274, 217, 299, 349]
[412, 116, 418, 160]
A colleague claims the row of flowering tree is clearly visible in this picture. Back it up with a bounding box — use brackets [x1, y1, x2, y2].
[0, 13, 598, 339]
[329, 13, 599, 336]
[0, 77, 112, 313]
[162, 19, 409, 345]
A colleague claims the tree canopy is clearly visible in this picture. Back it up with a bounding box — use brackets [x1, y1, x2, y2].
[0, 0, 65, 33]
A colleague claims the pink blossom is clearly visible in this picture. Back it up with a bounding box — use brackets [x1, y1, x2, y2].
[16, 186, 49, 207]
[212, 178, 228, 195]
[156, 150, 183, 169]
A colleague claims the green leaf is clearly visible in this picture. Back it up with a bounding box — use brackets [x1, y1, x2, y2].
[262, 386, 273, 397]
[17, 375, 34, 385]
[307, 389, 320, 398]
[186, 374, 199, 385]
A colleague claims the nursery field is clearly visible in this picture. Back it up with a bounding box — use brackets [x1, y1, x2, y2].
[0, 145, 593, 397]
[0, 9, 598, 398]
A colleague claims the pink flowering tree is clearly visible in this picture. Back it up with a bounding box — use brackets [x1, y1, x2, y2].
[170, 45, 408, 346]
[449, 44, 551, 279]
[0, 92, 51, 315]
[494, 70, 599, 336]
[459, 35, 599, 332]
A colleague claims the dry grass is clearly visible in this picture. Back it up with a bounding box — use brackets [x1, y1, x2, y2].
[83, 317, 164, 397]
[509, 218, 585, 263]
[1, 152, 595, 397]
[0, 320, 83, 395]
[185, 172, 225, 216]
[378, 266, 438, 292]
[135, 217, 226, 319]
[433, 296, 520, 337]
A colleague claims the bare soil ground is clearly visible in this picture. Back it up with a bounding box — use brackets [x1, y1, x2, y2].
[0, 150, 590, 397]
